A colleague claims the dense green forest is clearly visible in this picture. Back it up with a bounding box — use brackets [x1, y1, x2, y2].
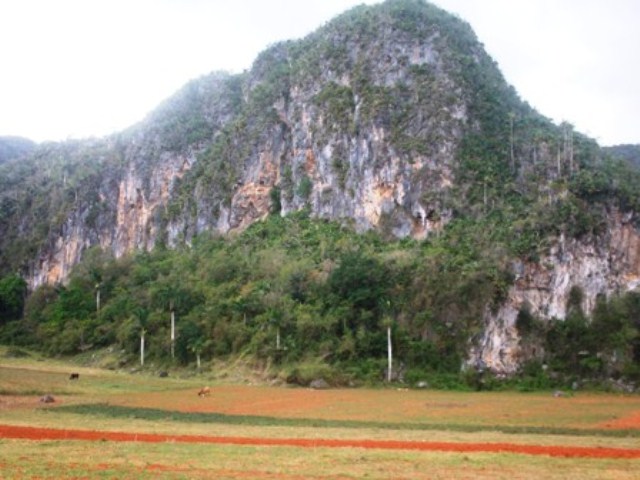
[3, 206, 640, 389]
[0, 136, 36, 164]
[604, 144, 640, 169]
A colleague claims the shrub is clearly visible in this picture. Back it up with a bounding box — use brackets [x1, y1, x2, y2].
[282, 359, 351, 386]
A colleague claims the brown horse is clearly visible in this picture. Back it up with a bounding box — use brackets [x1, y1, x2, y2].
[198, 386, 211, 397]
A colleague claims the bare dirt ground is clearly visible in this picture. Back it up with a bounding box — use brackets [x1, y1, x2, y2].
[600, 411, 640, 429]
[98, 384, 640, 432]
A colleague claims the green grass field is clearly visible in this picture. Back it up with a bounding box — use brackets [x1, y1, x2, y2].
[1, 347, 640, 478]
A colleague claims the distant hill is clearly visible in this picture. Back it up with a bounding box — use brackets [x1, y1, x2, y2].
[604, 144, 640, 169]
[0, 136, 36, 164]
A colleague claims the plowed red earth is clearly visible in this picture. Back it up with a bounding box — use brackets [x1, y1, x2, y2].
[601, 411, 640, 430]
[1, 424, 639, 459]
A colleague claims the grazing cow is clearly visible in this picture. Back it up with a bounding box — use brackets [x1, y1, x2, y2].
[198, 386, 211, 397]
[69, 373, 79, 380]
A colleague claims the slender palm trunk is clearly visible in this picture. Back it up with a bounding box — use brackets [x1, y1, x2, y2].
[140, 332, 145, 366]
[387, 326, 393, 383]
[509, 114, 515, 173]
[170, 310, 175, 359]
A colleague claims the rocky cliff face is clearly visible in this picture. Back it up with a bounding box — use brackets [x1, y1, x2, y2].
[28, 1, 478, 286]
[469, 212, 640, 374]
[2, 0, 639, 375]
[29, 72, 241, 285]
[32, 144, 197, 286]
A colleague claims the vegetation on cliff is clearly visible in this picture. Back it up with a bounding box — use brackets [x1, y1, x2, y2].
[1, 0, 640, 388]
[604, 144, 640, 169]
[2, 210, 639, 389]
[0, 136, 36, 164]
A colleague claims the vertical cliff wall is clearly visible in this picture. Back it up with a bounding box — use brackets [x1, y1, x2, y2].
[469, 213, 640, 374]
[1, 0, 638, 376]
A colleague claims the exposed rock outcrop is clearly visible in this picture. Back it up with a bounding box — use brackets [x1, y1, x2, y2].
[1, 0, 638, 378]
[27, 1, 471, 287]
[469, 213, 640, 374]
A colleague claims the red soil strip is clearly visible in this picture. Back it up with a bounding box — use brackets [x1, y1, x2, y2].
[600, 411, 640, 430]
[1, 424, 639, 459]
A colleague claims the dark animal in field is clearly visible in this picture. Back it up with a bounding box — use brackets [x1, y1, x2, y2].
[69, 373, 79, 380]
[158, 371, 168, 378]
[198, 386, 211, 397]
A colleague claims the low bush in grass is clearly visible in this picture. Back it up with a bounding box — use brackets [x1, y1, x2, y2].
[404, 369, 471, 391]
[514, 361, 557, 392]
[4, 346, 31, 358]
[282, 359, 353, 387]
[339, 358, 388, 386]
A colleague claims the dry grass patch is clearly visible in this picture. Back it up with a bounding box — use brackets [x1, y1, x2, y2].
[101, 385, 640, 431]
[1, 439, 639, 480]
[2, 351, 640, 479]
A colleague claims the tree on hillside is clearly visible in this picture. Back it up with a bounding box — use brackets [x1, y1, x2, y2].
[188, 337, 210, 369]
[0, 274, 27, 324]
[131, 306, 149, 366]
[383, 314, 394, 382]
[151, 280, 203, 360]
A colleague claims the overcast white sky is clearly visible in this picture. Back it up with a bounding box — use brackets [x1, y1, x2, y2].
[0, 0, 637, 146]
